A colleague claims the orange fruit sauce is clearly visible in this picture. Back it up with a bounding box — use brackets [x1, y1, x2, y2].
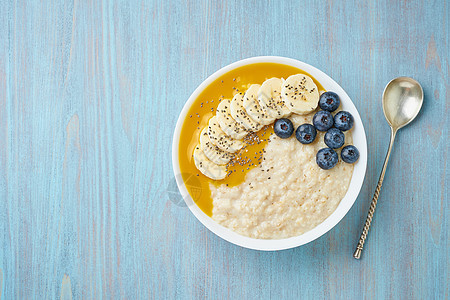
[178, 63, 325, 216]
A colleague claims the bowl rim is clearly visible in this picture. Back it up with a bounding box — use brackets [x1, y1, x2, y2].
[172, 56, 367, 251]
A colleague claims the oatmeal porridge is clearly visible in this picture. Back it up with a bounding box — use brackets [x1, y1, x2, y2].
[211, 114, 353, 239]
[178, 63, 358, 240]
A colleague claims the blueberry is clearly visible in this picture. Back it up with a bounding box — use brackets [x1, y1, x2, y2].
[316, 148, 339, 170]
[274, 118, 294, 139]
[334, 111, 354, 131]
[296, 124, 317, 144]
[319, 91, 340, 112]
[313, 110, 334, 131]
[341, 145, 360, 163]
[324, 128, 345, 149]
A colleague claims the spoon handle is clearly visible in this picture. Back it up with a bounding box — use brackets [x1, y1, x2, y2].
[353, 128, 397, 259]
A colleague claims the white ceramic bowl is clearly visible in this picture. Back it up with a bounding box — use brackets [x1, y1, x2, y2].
[172, 56, 367, 251]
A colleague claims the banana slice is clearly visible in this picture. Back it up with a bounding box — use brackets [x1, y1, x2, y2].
[281, 74, 319, 115]
[199, 128, 233, 165]
[193, 145, 227, 180]
[243, 84, 274, 125]
[230, 92, 262, 132]
[207, 116, 244, 153]
[216, 98, 249, 140]
[257, 77, 291, 119]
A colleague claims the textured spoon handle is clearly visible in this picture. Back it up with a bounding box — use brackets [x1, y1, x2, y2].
[353, 178, 384, 259]
[353, 128, 397, 259]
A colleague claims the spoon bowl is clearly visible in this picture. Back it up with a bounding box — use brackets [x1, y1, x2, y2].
[382, 77, 424, 130]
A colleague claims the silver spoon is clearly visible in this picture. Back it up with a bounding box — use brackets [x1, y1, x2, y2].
[353, 77, 423, 259]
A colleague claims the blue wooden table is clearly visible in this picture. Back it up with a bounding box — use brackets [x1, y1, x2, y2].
[0, 0, 448, 299]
